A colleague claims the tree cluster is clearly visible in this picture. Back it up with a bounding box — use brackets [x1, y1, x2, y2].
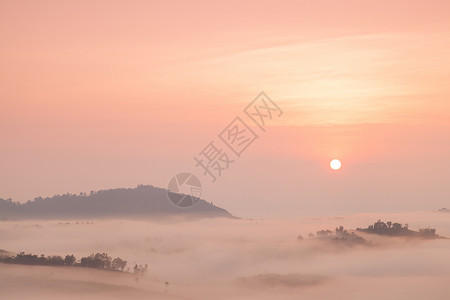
[306, 226, 367, 246]
[0, 252, 128, 271]
[358, 219, 437, 237]
[133, 263, 148, 275]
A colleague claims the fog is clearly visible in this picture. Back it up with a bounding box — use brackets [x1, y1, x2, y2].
[1, 211, 450, 299]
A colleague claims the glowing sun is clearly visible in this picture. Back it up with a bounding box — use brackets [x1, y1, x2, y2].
[330, 159, 342, 170]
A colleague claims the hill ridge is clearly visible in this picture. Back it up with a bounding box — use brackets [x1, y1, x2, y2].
[0, 185, 233, 220]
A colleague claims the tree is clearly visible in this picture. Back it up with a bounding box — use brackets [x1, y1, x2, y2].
[95, 253, 112, 269]
[47, 255, 65, 266]
[392, 223, 402, 230]
[111, 257, 127, 271]
[387, 221, 392, 228]
[316, 230, 333, 237]
[335, 226, 345, 233]
[419, 228, 436, 237]
[374, 220, 387, 230]
[64, 255, 76, 266]
[133, 264, 148, 275]
[80, 253, 112, 269]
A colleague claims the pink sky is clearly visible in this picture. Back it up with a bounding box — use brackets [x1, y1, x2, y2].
[1, 0, 449, 217]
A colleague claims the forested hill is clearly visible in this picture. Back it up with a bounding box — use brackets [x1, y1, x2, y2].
[0, 185, 233, 220]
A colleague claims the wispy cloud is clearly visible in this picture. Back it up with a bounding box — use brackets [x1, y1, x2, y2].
[172, 31, 450, 126]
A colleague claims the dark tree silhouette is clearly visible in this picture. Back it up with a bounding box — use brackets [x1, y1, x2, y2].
[111, 257, 127, 271]
[80, 253, 112, 269]
[64, 255, 76, 266]
[357, 220, 439, 238]
[1, 252, 129, 272]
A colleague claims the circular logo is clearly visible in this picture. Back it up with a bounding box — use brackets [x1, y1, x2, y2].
[167, 173, 202, 208]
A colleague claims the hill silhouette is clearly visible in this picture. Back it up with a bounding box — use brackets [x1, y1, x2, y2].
[0, 185, 233, 220]
[356, 219, 446, 239]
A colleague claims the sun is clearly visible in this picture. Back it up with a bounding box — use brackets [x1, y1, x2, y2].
[330, 159, 342, 171]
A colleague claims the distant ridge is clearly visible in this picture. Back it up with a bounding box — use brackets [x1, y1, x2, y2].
[0, 249, 15, 257]
[0, 185, 234, 220]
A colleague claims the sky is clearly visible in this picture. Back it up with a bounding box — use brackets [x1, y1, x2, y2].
[1, 0, 450, 217]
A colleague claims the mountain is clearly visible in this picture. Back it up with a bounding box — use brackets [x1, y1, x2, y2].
[0, 185, 234, 220]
